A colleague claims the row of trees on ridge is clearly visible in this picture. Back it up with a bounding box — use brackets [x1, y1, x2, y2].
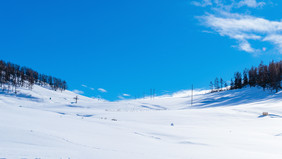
[210, 61, 282, 93]
[0, 60, 67, 93]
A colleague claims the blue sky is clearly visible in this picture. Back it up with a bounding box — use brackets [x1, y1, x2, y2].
[0, 0, 282, 100]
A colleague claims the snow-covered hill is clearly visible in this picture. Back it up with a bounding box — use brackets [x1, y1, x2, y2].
[1, 85, 282, 159]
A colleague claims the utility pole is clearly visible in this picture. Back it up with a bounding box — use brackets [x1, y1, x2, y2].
[74, 96, 78, 104]
[191, 84, 193, 106]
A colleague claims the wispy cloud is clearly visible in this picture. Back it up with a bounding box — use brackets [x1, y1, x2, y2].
[238, 40, 256, 52]
[193, 0, 282, 53]
[191, 0, 212, 7]
[73, 89, 84, 94]
[191, 0, 265, 9]
[98, 88, 107, 93]
[263, 34, 282, 51]
[118, 95, 125, 100]
[117, 93, 130, 100]
[82, 84, 95, 91]
[237, 0, 265, 8]
[200, 11, 282, 53]
[122, 93, 130, 97]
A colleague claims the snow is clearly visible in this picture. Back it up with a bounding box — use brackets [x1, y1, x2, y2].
[1, 85, 282, 158]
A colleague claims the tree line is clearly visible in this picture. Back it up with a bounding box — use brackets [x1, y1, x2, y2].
[210, 60, 282, 93]
[0, 59, 67, 93]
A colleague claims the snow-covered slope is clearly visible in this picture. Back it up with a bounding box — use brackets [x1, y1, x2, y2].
[1, 85, 282, 159]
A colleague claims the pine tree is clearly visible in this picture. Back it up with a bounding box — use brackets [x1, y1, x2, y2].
[220, 78, 224, 90]
[230, 79, 234, 90]
[258, 61, 268, 90]
[209, 81, 214, 92]
[224, 82, 228, 89]
[234, 72, 242, 89]
[243, 69, 249, 87]
[214, 77, 219, 91]
[248, 67, 257, 87]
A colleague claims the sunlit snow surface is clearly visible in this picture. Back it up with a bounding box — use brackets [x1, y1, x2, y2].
[1, 85, 282, 159]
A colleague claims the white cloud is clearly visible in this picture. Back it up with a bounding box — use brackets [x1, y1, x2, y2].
[192, 0, 266, 9]
[239, 40, 255, 52]
[81, 84, 95, 91]
[200, 11, 282, 53]
[193, 0, 282, 53]
[122, 93, 130, 97]
[98, 88, 107, 93]
[191, 0, 212, 7]
[73, 89, 84, 94]
[118, 95, 125, 100]
[237, 0, 265, 8]
[263, 34, 282, 51]
[203, 13, 282, 33]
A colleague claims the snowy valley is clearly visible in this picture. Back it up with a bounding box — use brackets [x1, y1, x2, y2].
[1, 85, 282, 159]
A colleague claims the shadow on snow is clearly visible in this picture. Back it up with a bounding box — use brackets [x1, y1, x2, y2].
[0, 91, 42, 102]
[191, 87, 281, 108]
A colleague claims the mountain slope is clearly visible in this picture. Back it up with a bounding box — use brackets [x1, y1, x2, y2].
[1, 85, 282, 159]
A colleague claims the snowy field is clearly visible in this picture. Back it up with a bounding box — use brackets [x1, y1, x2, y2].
[1, 85, 282, 158]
